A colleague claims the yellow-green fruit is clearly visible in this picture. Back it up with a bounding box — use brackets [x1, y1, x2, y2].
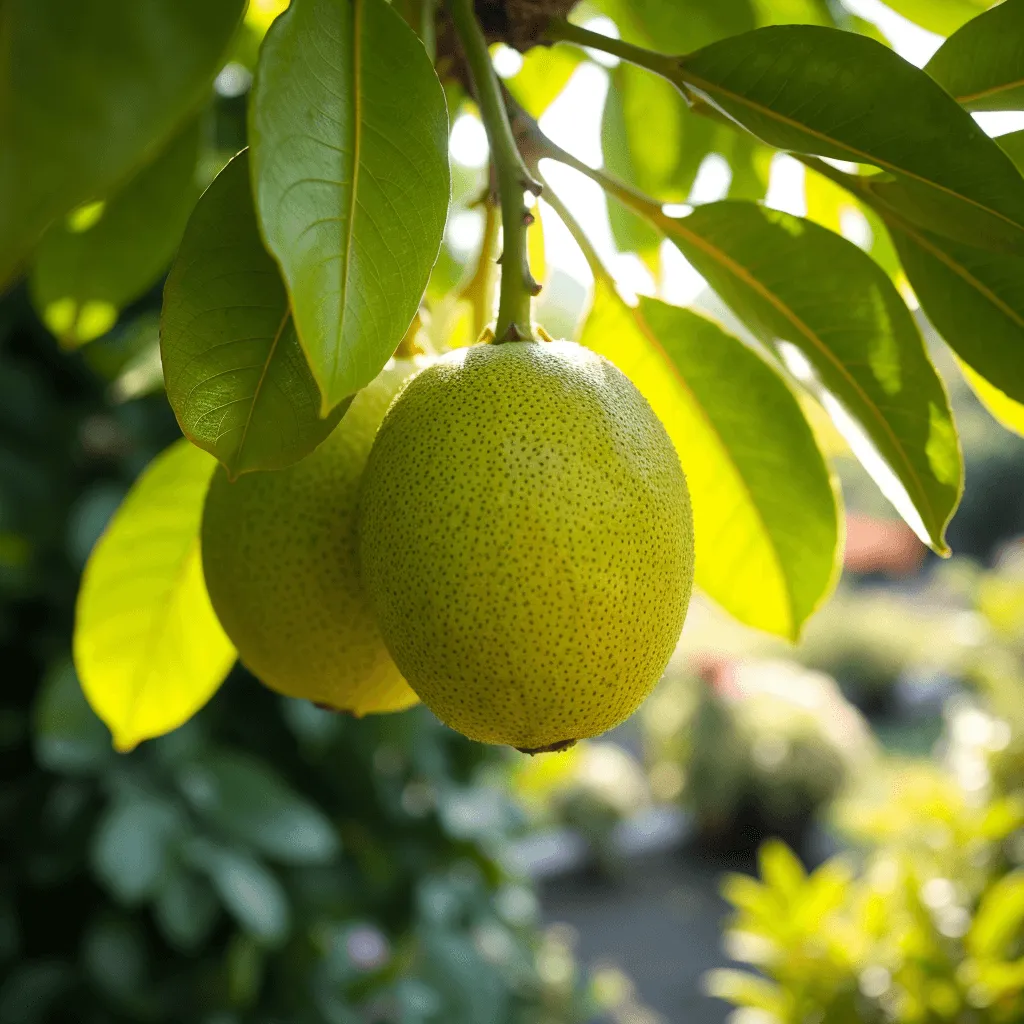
[201, 358, 426, 715]
[358, 340, 694, 750]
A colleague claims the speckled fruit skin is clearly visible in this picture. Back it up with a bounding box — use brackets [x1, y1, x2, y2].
[201, 358, 427, 716]
[358, 340, 694, 749]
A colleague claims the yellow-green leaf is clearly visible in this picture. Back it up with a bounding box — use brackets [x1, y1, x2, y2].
[74, 440, 235, 751]
[579, 283, 839, 639]
[959, 359, 1024, 438]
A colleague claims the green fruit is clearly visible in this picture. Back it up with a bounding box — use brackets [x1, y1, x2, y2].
[358, 340, 694, 750]
[201, 358, 426, 715]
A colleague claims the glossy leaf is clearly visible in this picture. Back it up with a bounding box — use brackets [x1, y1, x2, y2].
[163, 152, 349, 478]
[250, 0, 450, 413]
[660, 201, 961, 552]
[580, 283, 838, 639]
[74, 439, 235, 752]
[926, 0, 1024, 111]
[960, 360, 1024, 438]
[30, 121, 202, 348]
[0, 0, 245, 285]
[890, 221, 1024, 409]
[674, 26, 1024, 255]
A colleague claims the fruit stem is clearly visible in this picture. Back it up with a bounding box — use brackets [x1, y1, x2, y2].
[544, 17, 679, 79]
[447, 0, 542, 342]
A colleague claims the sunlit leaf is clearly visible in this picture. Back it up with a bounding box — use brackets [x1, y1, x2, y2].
[601, 66, 675, 258]
[162, 152, 348, 478]
[504, 45, 582, 118]
[656, 201, 961, 552]
[0, 0, 245, 286]
[751, 0, 835, 26]
[959, 359, 1024, 438]
[596, 0, 756, 51]
[30, 120, 202, 348]
[758, 839, 806, 899]
[969, 871, 1024, 958]
[74, 439, 235, 752]
[580, 283, 839, 639]
[249, 0, 450, 413]
[926, 0, 1024, 110]
[674, 26, 1024, 255]
[704, 969, 786, 1014]
[883, 0, 995, 36]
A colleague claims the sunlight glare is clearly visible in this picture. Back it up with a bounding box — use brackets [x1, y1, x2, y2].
[765, 154, 807, 217]
[578, 17, 621, 67]
[449, 113, 489, 168]
[688, 154, 732, 205]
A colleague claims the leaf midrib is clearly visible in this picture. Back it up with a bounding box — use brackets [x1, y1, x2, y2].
[956, 77, 1024, 106]
[232, 306, 292, 476]
[335, 0, 363, 394]
[676, 67, 1024, 237]
[656, 210, 938, 533]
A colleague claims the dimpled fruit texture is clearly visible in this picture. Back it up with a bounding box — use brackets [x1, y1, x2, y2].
[358, 341, 694, 750]
[201, 359, 425, 716]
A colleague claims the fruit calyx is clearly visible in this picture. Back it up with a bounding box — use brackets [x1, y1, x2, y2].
[516, 738, 578, 755]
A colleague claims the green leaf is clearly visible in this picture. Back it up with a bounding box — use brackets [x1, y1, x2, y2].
[504, 45, 582, 118]
[249, 0, 450, 413]
[889, 221, 1024, 409]
[960, 359, 1024, 438]
[188, 841, 290, 946]
[91, 796, 182, 905]
[758, 839, 806, 899]
[0, 0, 245, 286]
[926, 0, 1024, 111]
[176, 750, 339, 865]
[604, 64, 717, 204]
[658, 201, 961, 552]
[998, 130, 1024, 175]
[674, 26, 1024, 255]
[154, 870, 220, 952]
[601, 66, 676, 258]
[29, 120, 202, 348]
[704, 969, 785, 1014]
[162, 152, 348, 478]
[579, 283, 838, 639]
[73, 439, 236, 751]
[596, 0, 757, 51]
[883, 0, 994, 36]
[32, 659, 113, 775]
[969, 871, 1024, 958]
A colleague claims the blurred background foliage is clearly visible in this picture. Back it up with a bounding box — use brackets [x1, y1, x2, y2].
[6, 0, 1024, 1022]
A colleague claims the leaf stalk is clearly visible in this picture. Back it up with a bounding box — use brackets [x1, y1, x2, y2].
[448, 0, 542, 342]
